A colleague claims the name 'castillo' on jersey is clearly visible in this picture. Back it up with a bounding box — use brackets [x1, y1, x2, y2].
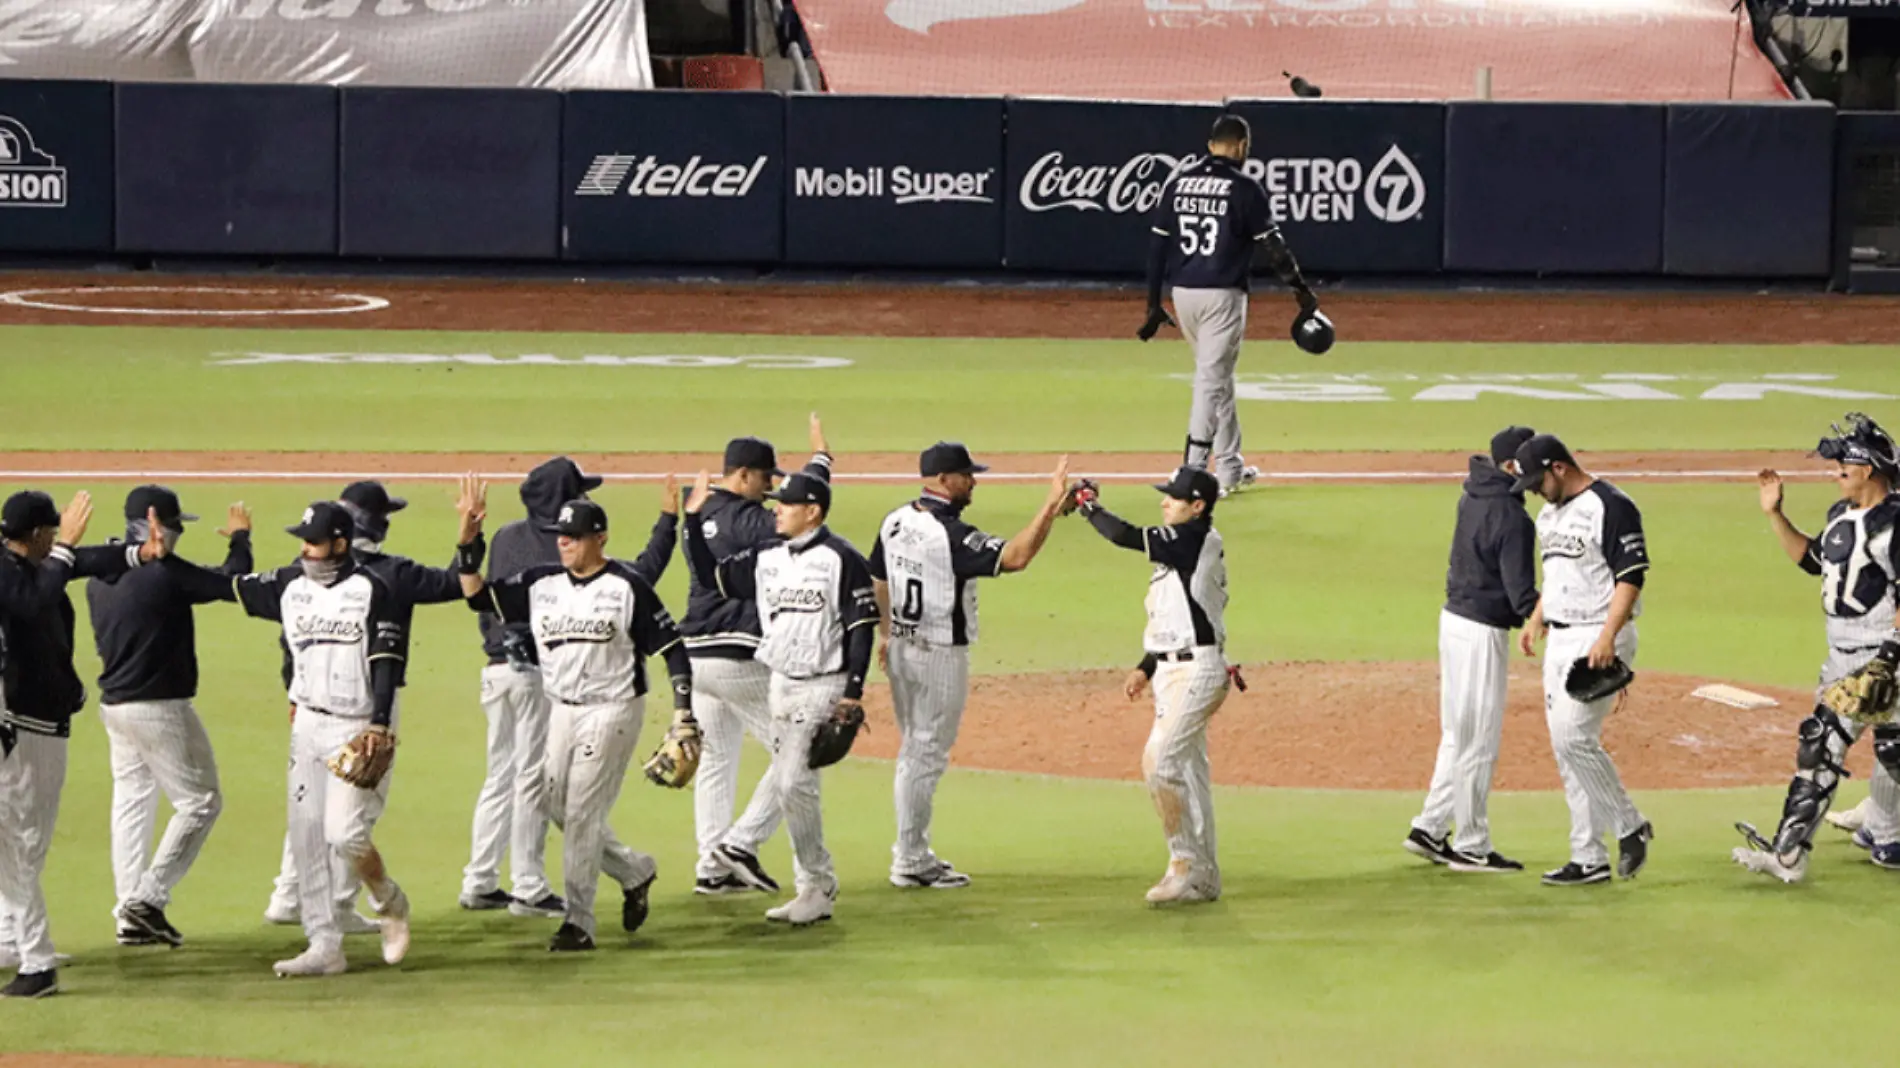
[1801, 495, 1900, 650]
[1143, 519, 1227, 654]
[481, 561, 682, 705]
[1150, 155, 1277, 292]
[869, 495, 1005, 647]
[1534, 481, 1650, 626]
[710, 530, 878, 679]
[232, 565, 406, 719]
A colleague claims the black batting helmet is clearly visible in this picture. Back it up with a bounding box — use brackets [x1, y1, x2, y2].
[1292, 308, 1335, 355]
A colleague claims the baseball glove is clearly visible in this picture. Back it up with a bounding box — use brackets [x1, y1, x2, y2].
[642, 714, 703, 789]
[1565, 657, 1635, 704]
[808, 698, 867, 770]
[327, 726, 396, 789]
[1058, 478, 1098, 518]
[1823, 660, 1900, 726]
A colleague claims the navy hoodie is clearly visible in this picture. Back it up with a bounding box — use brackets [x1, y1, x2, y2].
[1444, 455, 1540, 630]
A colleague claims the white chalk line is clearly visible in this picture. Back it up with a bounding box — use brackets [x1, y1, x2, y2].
[0, 287, 388, 317]
[0, 468, 1825, 483]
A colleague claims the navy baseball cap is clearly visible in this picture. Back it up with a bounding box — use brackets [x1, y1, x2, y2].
[920, 442, 989, 477]
[1, 491, 59, 539]
[770, 472, 832, 512]
[1155, 466, 1221, 506]
[542, 499, 608, 537]
[1510, 434, 1577, 492]
[340, 481, 407, 516]
[124, 485, 198, 530]
[724, 437, 783, 475]
[287, 501, 354, 543]
[1490, 426, 1536, 466]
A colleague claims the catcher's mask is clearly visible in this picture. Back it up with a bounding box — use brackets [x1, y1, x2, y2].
[1816, 413, 1900, 482]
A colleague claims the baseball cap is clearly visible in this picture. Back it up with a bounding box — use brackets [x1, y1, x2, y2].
[920, 442, 989, 477]
[0, 491, 60, 539]
[541, 499, 609, 537]
[1510, 434, 1577, 493]
[340, 481, 407, 516]
[286, 501, 354, 543]
[1155, 466, 1221, 506]
[770, 472, 832, 512]
[724, 437, 783, 475]
[124, 485, 198, 531]
[1490, 426, 1537, 466]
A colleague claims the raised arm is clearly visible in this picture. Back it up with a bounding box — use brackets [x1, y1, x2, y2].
[624, 473, 680, 586]
[454, 473, 490, 602]
[682, 471, 758, 600]
[1076, 485, 1146, 553]
[1758, 470, 1818, 568]
[996, 457, 1073, 574]
[217, 503, 254, 575]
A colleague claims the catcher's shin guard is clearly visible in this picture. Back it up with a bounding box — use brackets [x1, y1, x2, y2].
[1874, 724, 1900, 780]
[1769, 708, 1856, 859]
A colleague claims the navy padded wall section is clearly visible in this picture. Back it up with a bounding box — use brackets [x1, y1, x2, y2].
[1445, 103, 1666, 274]
[341, 87, 560, 259]
[116, 83, 338, 255]
[1663, 102, 1833, 277]
[0, 80, 113, 253]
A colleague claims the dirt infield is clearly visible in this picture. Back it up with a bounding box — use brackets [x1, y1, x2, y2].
[3, 273, 1900, 342]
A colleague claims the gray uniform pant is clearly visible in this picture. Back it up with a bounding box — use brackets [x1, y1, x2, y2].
[1172, 286, 1249, 489]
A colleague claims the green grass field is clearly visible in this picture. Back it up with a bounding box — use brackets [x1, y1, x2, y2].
[4, 321, 1900, 1067]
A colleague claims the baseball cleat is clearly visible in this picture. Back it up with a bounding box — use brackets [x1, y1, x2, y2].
[116, 926, 165, 947]
[337, 910, 383, 936]
[694, 874, 752, 895]
[273, 945, 347, 978]
[1541, 862, 1612, 886]
[622, 875, 655, 933]
[1825, 799, 1870, 833]
[0, 970, 59, 999]
[548, 923, 596, 952]
[1852, 827, 1876, 851]
[889, 861, 972, 890]
[1402, 827, 1455, 865]
[1447, 850, 1524, 874]
[1617, 821, 1655, 880]
[1732, 845, 1809, 884]
[508, 893, 566, 918]
[263, 899, 299, 926]
[459, 889, 513, 911]
[1871, 842, 1900, 870]
[766, 884, 837, 926]
[375, 884, 410, 966]
[118, 902, 183, 947]
[713, 844, 781, 894]
[1218, 467, 1261, 499]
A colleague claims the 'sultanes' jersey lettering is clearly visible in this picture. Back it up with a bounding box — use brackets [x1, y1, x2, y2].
[233, 566, 406, 719]
[487, 561, 681, 704]
[1535, 480, 1649, 626]
[716, 529, 877, 679]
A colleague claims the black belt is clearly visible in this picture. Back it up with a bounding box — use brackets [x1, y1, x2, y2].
[1155, 650, 1197, 663]
[1548, 621, 1573, 630]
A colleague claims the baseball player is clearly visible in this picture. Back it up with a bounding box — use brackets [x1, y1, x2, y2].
[229, 500, 442, 977]
[682, 419, 834, 896]
[0, 490, 169, 999]
[1734, 414, 1900, 881]
[459, 480, 695, 952]
[1511, 434, 1655, 887]
[870, 443, 1072, 889]
[1406, 427, 1539, 874]
[265, 479, 521, 930]
[683, 468, 878, 926]
[87, 487, 253, 948]
[1137, 112, 1323, 497]
[1073, 467, 1231, 904]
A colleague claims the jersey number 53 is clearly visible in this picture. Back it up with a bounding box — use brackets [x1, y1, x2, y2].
[1178, 215, 1220, 256]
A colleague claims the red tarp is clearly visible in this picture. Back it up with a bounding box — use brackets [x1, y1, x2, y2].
[797, 0, 1791, 102]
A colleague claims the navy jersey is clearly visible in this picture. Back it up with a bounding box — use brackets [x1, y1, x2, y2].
[1150, 155, 1276, 292]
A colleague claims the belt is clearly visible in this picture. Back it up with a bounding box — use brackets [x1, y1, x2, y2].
[1154, 650, 1197, 663]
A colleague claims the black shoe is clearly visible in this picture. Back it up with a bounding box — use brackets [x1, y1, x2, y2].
[508, 893, 566, 918]
[0, 970, 58, 999]
[1618, 821, 1655, 880]
[119, 902, 183, 947]
[623, 875, 655, 933]
[1541, 862, 1612, 886]
[1402, 827, 1455, 866]
[694, 874, 751, 896]
[547, 923, 595, 952]
[1447, 850, 1525, 873]
[459, 889, 514, 911]
[712, 845, 781, 893]
[116, 926, 164, 946]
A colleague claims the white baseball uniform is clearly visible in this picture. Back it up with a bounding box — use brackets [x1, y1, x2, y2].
[689, 524, 879, 901]
[1533, 480, 1650, 870]
[479, 559, 691, 937]
[870, 491, 1006, 880]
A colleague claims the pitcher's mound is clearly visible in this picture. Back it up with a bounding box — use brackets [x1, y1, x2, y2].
[856, 661, 1852, 790]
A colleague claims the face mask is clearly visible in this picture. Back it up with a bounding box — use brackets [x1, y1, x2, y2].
[302, 555, 346, 586]
[352, 537, 384, 555]
[125, 520, 181, 556]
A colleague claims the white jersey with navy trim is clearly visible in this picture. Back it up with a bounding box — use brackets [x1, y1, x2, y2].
[232, 565, 406, 719]
[1142, 519, 1226, 653]
[484, 562, 682, 706]
[712, 530, 877, 679]
[870, 496, 1005, 647]
[1802, 495, 1900, 651]
[1534, 480, 1650, 627]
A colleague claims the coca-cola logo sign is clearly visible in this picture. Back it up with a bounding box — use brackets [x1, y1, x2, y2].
[1018, 151, 1188, 214]
[1017, 145, 1427, 224]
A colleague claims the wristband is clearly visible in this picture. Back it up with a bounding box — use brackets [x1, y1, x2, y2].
[455, 534, 486, 575]
[1138, 653, 1158, 679]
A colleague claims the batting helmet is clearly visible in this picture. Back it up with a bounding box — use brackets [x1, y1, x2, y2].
[1292, 308, 1335, 355]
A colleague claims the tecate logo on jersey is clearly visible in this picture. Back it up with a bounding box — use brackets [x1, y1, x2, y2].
[1240, 145, 1425, 224]
[1019, 151, 1182, 214]
[574, 155, 769, 198]
[793, 166, 996, 205]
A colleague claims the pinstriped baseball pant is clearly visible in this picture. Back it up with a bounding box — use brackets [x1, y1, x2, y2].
[1145, 653, 1229, 882]
[690, 657, 777, 881]
[0, 732, 66, 976]
[1544, 624, 1644, 868]
[1414, 611, 1510, 856]
[724, 673, 842, 896]
[101, 699, 222, 913]
[544, 697, 656, 938]
[888, 637, 970, 877]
